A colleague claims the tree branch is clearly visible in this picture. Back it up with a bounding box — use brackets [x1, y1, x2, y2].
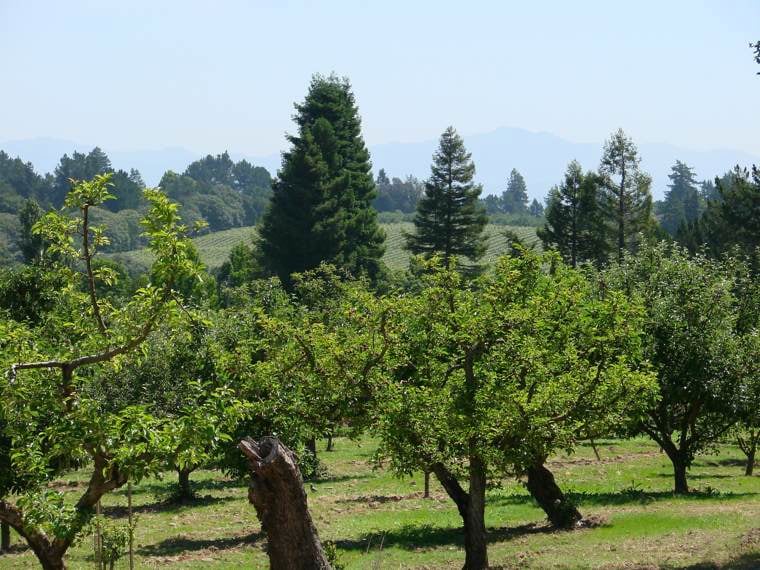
[82, 204, 108, 335]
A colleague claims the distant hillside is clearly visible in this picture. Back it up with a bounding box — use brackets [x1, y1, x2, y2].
[109, 223, 540, 273]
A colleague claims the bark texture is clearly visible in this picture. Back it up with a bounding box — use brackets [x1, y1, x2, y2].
[239, 436, 331, 570]
[526, 462, 583, 529]
[431, 461, 489, 569]
[0, 521, 9, 553]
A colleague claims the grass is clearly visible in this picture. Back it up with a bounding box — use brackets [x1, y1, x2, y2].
[109, 223, 541, 272]
[1, 437, 758, 569]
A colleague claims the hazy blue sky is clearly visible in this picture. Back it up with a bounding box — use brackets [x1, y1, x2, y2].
[2, 0, 759, 156]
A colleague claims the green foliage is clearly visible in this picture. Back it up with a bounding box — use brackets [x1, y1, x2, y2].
[0, 173, 204, 566]
[538, 160, 608, 267]
[375, 249, 655, 480]
[96, 515, 137, 569]
[373, 169, 423, 212]
[599, 129, 654, 260]
[16, 199, 49, 263]
[159, 152, 271, 233]
[405, 126, 487, 272]
[258, 74, 385, 286]
[604, 243, 752, 490]
[659, 161, 702, 236]
[0, 151, 52, 208]
[52, 147, 143, 210]
[502, 168, 529, 213]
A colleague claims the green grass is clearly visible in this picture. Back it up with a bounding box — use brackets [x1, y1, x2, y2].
[1, 437, 758, 569]
[109, 223, 541, 272]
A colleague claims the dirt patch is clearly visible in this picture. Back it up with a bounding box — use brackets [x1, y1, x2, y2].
[740, 527, 760, 549]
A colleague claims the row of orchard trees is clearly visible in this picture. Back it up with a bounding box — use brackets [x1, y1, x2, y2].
[1, 174, 759, 569]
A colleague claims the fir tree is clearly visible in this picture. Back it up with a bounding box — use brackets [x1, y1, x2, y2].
[257, 74, 385, 286]
[598, 129, 653, 260]
[660, 161, 700, 236]
[501, 168, 529, 213]
[538, 160, 608, 267]
[405, 126, 487, 270]
[528, 198, 544, 217]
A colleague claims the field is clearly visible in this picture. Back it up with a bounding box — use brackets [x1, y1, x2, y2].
[1, 437, 758, 569]
[109, 223, 541, 272]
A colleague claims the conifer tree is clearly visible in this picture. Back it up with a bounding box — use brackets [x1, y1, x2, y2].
[501, 168, 529, 213]
[538, 160, 608, 266]
[660, 161, 700, 236]
[528, 198, 544, 217]
[405, 126, 487, 270]
[598, 129, 653, 260]
[257, 74, 385, 286]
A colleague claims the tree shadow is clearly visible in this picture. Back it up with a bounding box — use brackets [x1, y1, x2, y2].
[695, 458, 748, 468]
[105, 493, 238, 516]
[335, 522, 556, 552]
[315, 473, 375, 485]
[137, 531, 263, 557]
[115, 476, 244, 497]
[653, 472, 736, 480]
[488, 489, 758, 509]
[663, 551, 760, 569]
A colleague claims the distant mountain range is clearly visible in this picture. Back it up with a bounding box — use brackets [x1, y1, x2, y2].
[3, 128, 759, 200]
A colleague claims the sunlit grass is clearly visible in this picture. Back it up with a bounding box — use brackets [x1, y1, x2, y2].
[1, 437, 758, 568]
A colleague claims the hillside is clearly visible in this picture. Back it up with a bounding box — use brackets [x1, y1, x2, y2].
[110, 223, 540, 272]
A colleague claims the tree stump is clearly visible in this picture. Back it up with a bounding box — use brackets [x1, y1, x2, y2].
[239, 437, 331, 570]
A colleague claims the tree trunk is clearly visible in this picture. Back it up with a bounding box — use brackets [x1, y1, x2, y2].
[746, 449, 756, 476]
[526, 461, 582, 529]
[326, 434, 334, 452]
[669, 453, 689, 494]
[463, 455, 488, 569]
[423, 469, 431, 499]
[590, 439, 601, 461]
[306, 437, 317, 459]
[0, 522, 9, 553]
[177, 466, 194, 501]
[239, 436, 331, 570]
[431, 460, 489, 570]
[738, 430, 758, 476]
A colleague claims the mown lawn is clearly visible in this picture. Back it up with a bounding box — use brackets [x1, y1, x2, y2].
[1, 437, 758, 569]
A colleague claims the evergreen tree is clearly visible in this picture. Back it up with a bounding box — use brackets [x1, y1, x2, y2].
[257, 74, 385, 286]
[16, 199, 47, 264]
[501, 168, 529, 213]
[752, 40, 760, 72]
[528, 198, 544, 217]
[405, 126, 487, 270]
[660, 161, 700, 236]
[598, 129, 653, 260]
[538, 160, 608, 267]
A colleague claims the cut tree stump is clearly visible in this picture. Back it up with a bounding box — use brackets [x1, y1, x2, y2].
[239, 436, 331, 570]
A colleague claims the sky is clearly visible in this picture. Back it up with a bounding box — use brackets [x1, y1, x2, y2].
[1, 0, 759, 157]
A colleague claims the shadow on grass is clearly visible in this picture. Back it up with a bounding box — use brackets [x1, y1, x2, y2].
[489, 489, 758, 509]
[665, 551, 760, 569]
[105, 493, 238, 516]
[695, 458, 748, 468]
[137, 531, 263, 557]
[654, 472, 736, 480]
[116, 476, 245, 498]
[316, 473, 375, 485]
[335, 522, 555, 552]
